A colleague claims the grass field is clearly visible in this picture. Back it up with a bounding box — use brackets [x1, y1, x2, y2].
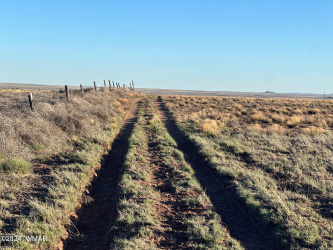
[0, 87, 138, 249]
[1, 86, 333, 249]
[162, 95, 333, 249]
[109, 97, 242, 249]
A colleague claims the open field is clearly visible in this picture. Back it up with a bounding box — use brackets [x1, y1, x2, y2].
[161, 95, 333, 249]
[1, 82, 331, 99]
[1, 87, 333, 249]
[136, 88, 332, 100]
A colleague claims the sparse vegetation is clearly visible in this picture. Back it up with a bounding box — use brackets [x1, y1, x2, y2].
[162, 95, 333, 249]
[3, 88, 333, 249]
[110, 98, 242, 249]
[0, 88, 137, 249]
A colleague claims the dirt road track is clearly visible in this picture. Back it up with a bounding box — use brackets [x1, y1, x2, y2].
[154, 97, 283, 250]
[64, 99, 141, 250]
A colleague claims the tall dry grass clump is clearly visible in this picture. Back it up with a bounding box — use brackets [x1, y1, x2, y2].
[250, 111, 271, 123]
[247, 123, 262, 131]
[302, 126, 325, 135]
[200, 119, 221, 135]
[271, 114, 286, 124]
[286, 116, 302, 127]
[266, 124, 285, 134]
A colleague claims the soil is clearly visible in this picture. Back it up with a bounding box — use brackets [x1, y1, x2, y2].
[154, 97, 284, 250]
[63, 99, 141, 250]
[146, 140, 189, 249]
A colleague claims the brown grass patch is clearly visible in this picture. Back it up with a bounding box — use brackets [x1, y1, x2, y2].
[266, 124, 285, 134]
[286, 116, 302, 127]
[200, 119, 221, 135]
[248, 123, 262, 131]
[271, 114, 286, 124]
[250, 111, 271, 123]
[302, 126, 325, 135]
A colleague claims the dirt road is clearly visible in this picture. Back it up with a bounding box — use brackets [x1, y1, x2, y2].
[64, 99, 141, 250]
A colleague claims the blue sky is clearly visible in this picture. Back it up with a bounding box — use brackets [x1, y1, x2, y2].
[0, 1, 332, 93]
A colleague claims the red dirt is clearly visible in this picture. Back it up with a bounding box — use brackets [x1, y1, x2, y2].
[147, 143, 189, 249]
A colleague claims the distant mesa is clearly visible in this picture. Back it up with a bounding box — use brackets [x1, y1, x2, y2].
[265, 91, 275, 93]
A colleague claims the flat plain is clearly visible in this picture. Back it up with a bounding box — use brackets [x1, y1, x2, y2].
[0, 83, 332, 249]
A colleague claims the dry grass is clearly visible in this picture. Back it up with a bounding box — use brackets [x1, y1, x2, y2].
[286, 116, 302, 127]
[162, 95, 333, 249]
[271, 114, 286, 124]
[302, 126, 325, 135]
[250, 111, 271, 123]
[0, 87, 138, 249]
[200, 119, 221, 135]
[0, 89, 134, 160]
[266, 124, 285, 134]
[163, 95, 333, 134]
[111, 98, 242, 249]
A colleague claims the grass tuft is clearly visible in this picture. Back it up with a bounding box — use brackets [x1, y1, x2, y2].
[0, 157, 32, 174]
[200, 119, 221, 135]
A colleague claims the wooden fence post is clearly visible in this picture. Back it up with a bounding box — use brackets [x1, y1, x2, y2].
[80, 84, 84, 94]
[28, 93, 34, 111]
[65, 85, 70, 101]
[94, 81, 97, 92]
[108, 80, 111, 90]
[132, 80, 135, 91]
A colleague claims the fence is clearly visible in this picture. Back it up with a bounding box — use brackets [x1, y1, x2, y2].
[27, 80, 135, 111]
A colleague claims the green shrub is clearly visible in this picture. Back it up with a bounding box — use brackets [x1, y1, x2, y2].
[0, 157, 32, 174]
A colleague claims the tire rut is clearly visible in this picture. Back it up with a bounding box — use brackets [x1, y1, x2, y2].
[154, 98, 283, 250]
[64, 99, 141, 250]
